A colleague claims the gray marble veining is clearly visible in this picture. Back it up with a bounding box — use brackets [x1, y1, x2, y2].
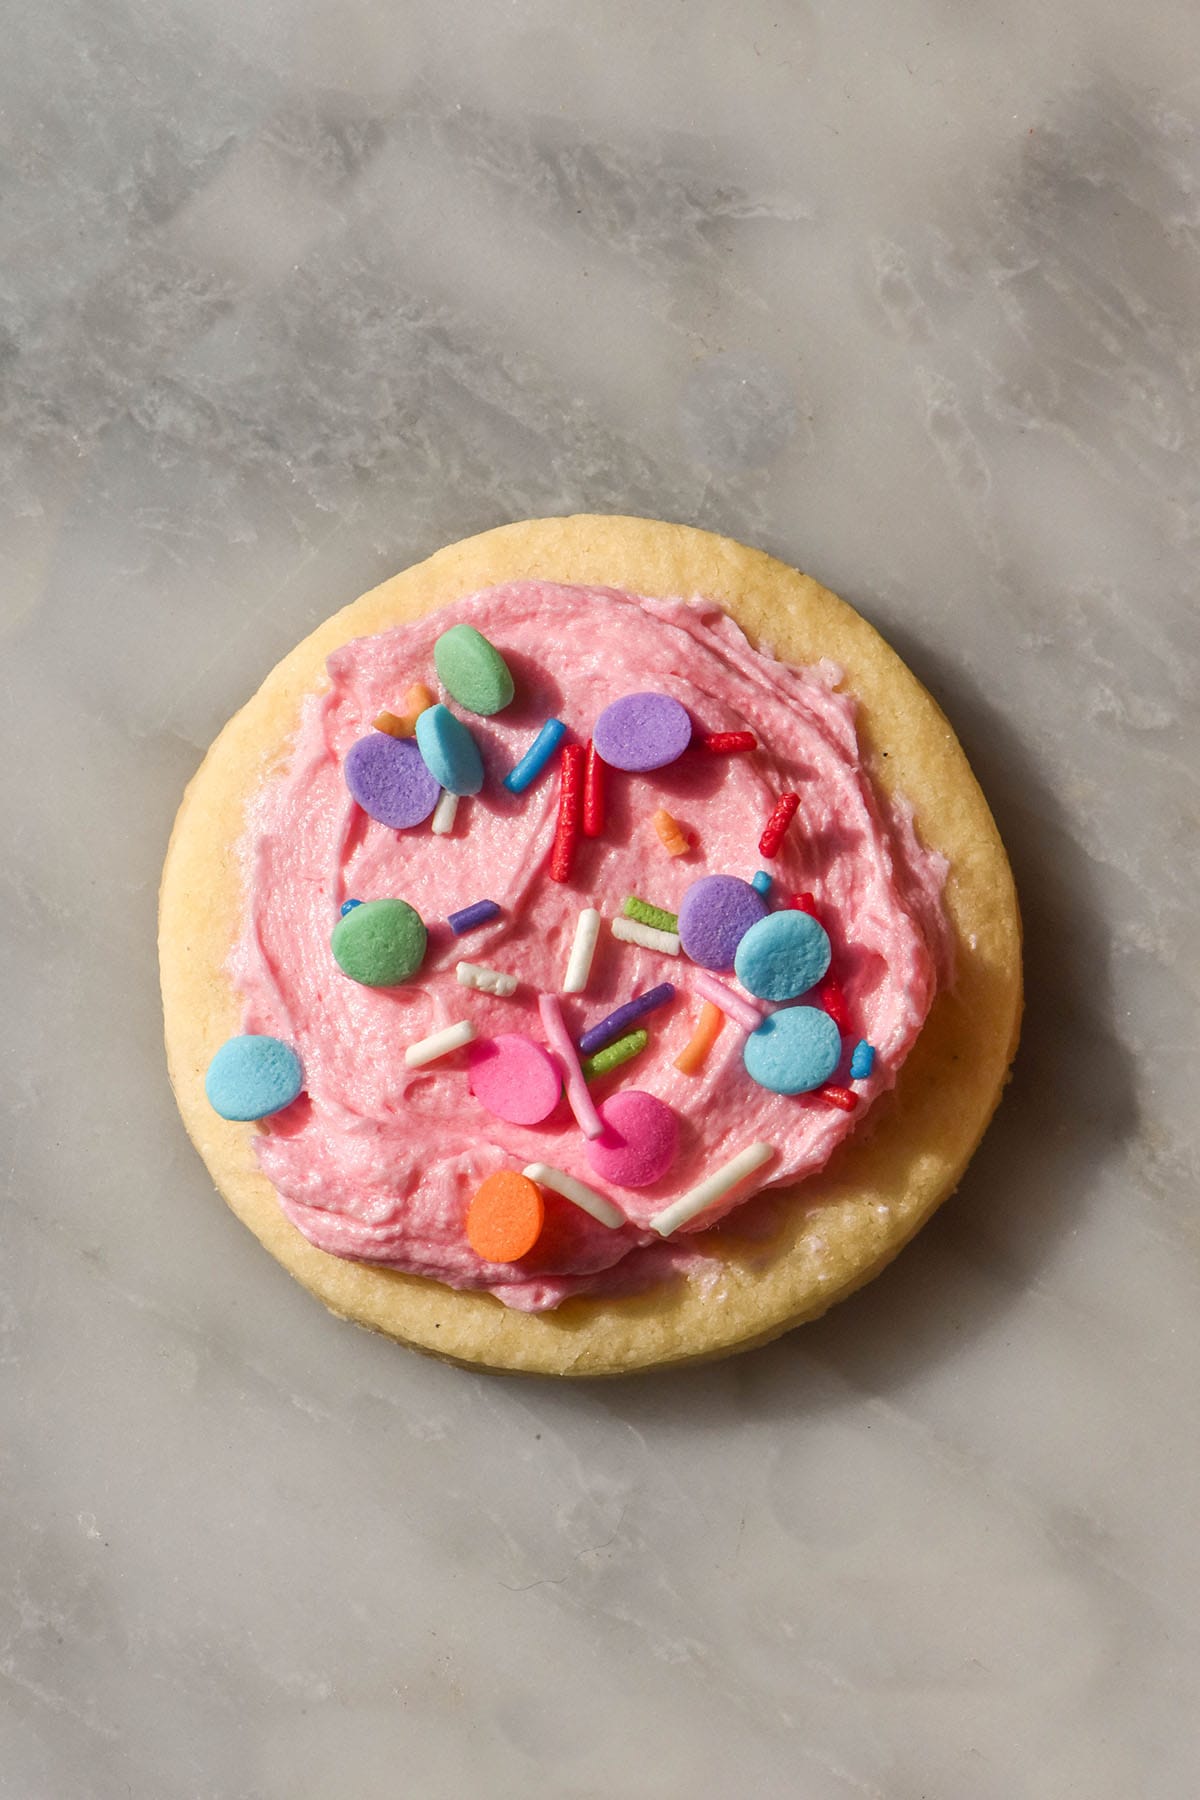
[2, 1, 1198, 1795]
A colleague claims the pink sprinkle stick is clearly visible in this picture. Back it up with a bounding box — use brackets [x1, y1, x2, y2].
[691, 969, 763, 1034]
[538, 992, 604, 1140]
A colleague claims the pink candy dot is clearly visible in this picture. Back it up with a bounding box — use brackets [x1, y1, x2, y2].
[468, 1034, 562, 1125]
[585, 1090, 679, 1189]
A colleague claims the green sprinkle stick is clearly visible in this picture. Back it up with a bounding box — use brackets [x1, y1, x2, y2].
[622, 895, 678, 935]
[581, 1028, 649, 1082]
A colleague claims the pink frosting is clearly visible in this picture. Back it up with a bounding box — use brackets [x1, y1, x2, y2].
[231, 583, 949, 1311]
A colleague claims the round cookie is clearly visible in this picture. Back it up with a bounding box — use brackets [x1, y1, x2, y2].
[159, 516, 1022, 1377]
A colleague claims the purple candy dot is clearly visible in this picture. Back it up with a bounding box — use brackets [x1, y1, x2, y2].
[678, 874, 769, 971]
[593, 692, 693, 772]
[344, 732, 440, 829]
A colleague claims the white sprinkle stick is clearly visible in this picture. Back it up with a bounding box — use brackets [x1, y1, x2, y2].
[404, 1018, 477, 1068]
[431, 789, 460, 835]
[538, 992, 604, 1139]
[456, 961, 518, 997]
[523, 1162, 625, 1230]
[650, 1142, 775, 1238]
[563, 906, 602, 994]
[691, 969, 763, 1034]
[611, 916, 680, 957]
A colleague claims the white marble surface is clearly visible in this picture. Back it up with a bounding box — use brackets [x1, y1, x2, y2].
[3, 1, 1198, 1794]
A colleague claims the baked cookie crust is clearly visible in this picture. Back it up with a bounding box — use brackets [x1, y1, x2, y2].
[159, 516, 1022, 1376]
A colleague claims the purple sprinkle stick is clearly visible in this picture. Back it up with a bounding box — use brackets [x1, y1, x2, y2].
[448, 898, 502, 936]
[577, 982, 676, 1056]
[593, 692, 692, 772]
[344, 732, 440, 829]
[678, 874, 768, 971]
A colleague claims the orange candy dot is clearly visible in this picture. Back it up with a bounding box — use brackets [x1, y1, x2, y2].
[466, 1171, 545, 1264]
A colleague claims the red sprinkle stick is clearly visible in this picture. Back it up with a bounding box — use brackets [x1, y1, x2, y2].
[549, 744, 585, 882]
[820, 1085, 859, 1112]
[698, 730, 757, 754]
[582, 738, 605, 838]
[793, 895, 853, 1033]
[758, 791, 799, 858]
[816, 972, 851, 1034]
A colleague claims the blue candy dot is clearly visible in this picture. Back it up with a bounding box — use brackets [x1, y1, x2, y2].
[742, 1007, 841, 1095]
[734, 909, 831, 1002]
[850, 1039, 876, 1080]
[416, 703, 484, 796]
[751, 870, 773, 897]
[205, 1035, 304, 1121]
[340, 898, 363, 917]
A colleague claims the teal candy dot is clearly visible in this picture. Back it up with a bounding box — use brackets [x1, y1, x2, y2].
[415, 703, 484, 796]
[742, 1006, 841, 1095]
[331, 897, 427, 987]
[734, 909, 831, 1002]
[434, 624, 515, 716]
[205, 1035, 303, 1121]
[850, 1040, 876, 1079]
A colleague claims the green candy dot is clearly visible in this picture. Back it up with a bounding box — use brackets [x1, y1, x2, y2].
[433, 624, 515, 716]
[331, 898, 427, 987]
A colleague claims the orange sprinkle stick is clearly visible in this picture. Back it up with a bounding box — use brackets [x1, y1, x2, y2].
[673, 1000, 725, 1076]
[375, 682, 435, 738]
[653, 807, 691, 857]
[466, 1170, 545, 1263]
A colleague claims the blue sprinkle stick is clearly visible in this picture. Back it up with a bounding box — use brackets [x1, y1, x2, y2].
[339, 898, 363, 916]
[448, 897, 502, 936]
[577, 982, 676, 1056]
[849, 1039, 876, 1080]
[751, 870, 772, 897]
[503, 718, 567, 794]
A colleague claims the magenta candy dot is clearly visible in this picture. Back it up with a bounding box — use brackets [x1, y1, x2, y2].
[468, 1034, 562, 1125]
[678, 874, 768, 971]
[344, 732, 440, 829]
[585, 1090, 679, 1189]
[593, 692, 692, 772]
